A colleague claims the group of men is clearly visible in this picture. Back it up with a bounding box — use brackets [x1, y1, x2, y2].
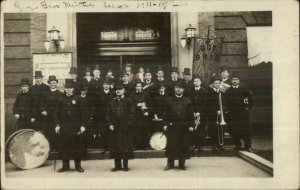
[12, 63, 253, 172]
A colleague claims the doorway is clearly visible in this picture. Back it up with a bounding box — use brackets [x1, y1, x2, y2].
[77, 13, 172, 78]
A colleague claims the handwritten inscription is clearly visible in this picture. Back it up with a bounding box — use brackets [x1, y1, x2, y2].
[12, 0, 188, 12]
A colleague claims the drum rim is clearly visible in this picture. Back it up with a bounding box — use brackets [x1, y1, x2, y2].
[8, 129, 49, 170]
[5, 129, 35, 151]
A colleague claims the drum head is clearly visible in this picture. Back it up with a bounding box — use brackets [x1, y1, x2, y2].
[150, 132, 167, 150]
[7, 130, 50, 169]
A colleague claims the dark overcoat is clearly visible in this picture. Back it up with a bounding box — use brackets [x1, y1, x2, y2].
[40, 89, 64, 143]
[56, 94, 87, 160]
[106, 96, 135, 159]
[130, 91, 151, 148]
[163, 95, 194, 160]
[227, 84, 253, 139]
[30, 83, 50, 130]
[188, 87, 207, 141]
[12, 91, 35, 129]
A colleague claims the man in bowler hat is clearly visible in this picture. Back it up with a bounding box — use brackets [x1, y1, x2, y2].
[69, 67, 81, 95]
[107, 83, 135, 171]
[13, 78, 36, 129]
[40, 75, 64, 149]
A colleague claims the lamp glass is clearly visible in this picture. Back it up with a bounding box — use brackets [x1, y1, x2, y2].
[181, 38, 186, 48]
[60, 40, 65, 50]
[44, 41, 50, 51]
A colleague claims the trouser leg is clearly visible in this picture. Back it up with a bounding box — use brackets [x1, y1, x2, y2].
[179, 159, 185, 167]
[62, 160, 70, 169]
[123, 159, 128, 168]
[74, 159, 81, 169]
[114, 159, 122, 168]
[167, 158, 174, 167]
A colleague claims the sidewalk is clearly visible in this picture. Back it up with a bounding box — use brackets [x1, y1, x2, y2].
[5, 156, 271, 178]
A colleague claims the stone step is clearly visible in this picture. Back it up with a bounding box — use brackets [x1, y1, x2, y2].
[48, 146, 237, 160]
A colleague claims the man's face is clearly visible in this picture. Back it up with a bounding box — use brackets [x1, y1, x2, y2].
[49, 81, 58, 89]
[139, 67, 144, 73]
[213, 80, 221, 89]
[21, 85, 29, 92]
[136, 83, 143, 92]
[157, 71, 164, 78]
[85, 71, 91, 76]
[70, 74, 77, 80]
[125, 66, 131, 72]
[103, 83, 110, 90]
[144, 73, 152, 81]
[171, 72, 178, 79]
[159, 86, 165, 93]
[193, 78, 201, 87]
[231, 78, 240, 86]
[183, 74, 190, 81]
[123, 75, 129, 82]
[81, 90, 87, 96]
[93, 70, 100, 78]
[116, 88, 125, 96]
[221, 70, 229, 79]
[65, 88, 74, 96]
[107, 71, 113, 76]
[175, 86, 184, 95]
[35, 77, 43, 84]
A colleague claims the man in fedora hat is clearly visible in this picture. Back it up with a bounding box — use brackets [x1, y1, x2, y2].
[182, 68, 193, 96]
[40, 75, 64, 149]
[121, 72, 134, 97]
[13, 78, 36, 129]
[69, 67, 81, 96]
[55, 79, 87, 173]
[124, 63, 135, 83]
[30, 71, 50, 131]
[162, 80, 194, 171]
[107, 82, 135, 172]
[93, 78, 114, 154]
[227, 72, 254, 152]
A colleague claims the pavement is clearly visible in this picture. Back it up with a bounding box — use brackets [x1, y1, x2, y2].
[5, 156, 271, 178]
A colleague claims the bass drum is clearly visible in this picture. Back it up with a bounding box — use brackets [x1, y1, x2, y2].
[150, 132, 167, 150]
[6, 129, 50, 170]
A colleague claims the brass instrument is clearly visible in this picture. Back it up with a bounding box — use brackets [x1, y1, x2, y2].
[194, 114, 201, 130]
[216, 92, 226, 145]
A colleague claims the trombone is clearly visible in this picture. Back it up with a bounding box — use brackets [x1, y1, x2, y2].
[216, 92, 226, 146]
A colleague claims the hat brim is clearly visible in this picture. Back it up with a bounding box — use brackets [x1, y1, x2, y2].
[48, 79, 58, 83]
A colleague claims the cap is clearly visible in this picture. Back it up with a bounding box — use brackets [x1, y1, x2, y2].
[21, 78, 30, 86]
[65, 79, 74, 88]
[48, 75, 58, 83]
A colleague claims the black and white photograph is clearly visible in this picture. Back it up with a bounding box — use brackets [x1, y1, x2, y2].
[0, 0, 299, 189]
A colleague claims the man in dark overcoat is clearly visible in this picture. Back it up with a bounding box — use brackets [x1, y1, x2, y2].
[89, 64, 104, 99]
[206, 76, 229, 151]
[166, 67, 184, 96]
[188, 75, 207, 152]
[182, 68, 193, 96]
[69, 67, 81, 96]
[30, 71, 50, 131]
[227, 72, 254, 152]
[130, 80, 151, 150]
[163, 81, 194, 170]
[106, 83, 135, 172]
[55, 79, 87, 173]
[40, 75, 63, 149]
[93, 78, 115, 153]
[13, 78, 36, 129]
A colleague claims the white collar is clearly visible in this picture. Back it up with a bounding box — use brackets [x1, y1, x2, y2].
[232, 85, 239, 88]
[159, 92, 165, 95]
[213, 88, 220, 93]
[222, 78, 228, 82]
[175, 94, 183, 98]
[104, 89, 110, 93]
[195, 86, 200, 90]
[50, 88, 57, 92]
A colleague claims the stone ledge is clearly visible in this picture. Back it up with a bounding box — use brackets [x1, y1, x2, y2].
[238, 150, 273, 175]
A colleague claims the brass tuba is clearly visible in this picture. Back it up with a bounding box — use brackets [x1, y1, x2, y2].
[216, 92, 226, 145]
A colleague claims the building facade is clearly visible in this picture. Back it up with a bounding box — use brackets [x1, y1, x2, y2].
[4, 12, 272, 139]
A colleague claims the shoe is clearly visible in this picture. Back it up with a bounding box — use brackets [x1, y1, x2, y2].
[111, 167, 122, 172]
[179, 165, 186, 170]
[76, 167, 84, 173]
[123, 167, 129, 172]
[245, 147, 254, 153]
[57, 167, 69, 173]
[163, 165, 174, 171]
